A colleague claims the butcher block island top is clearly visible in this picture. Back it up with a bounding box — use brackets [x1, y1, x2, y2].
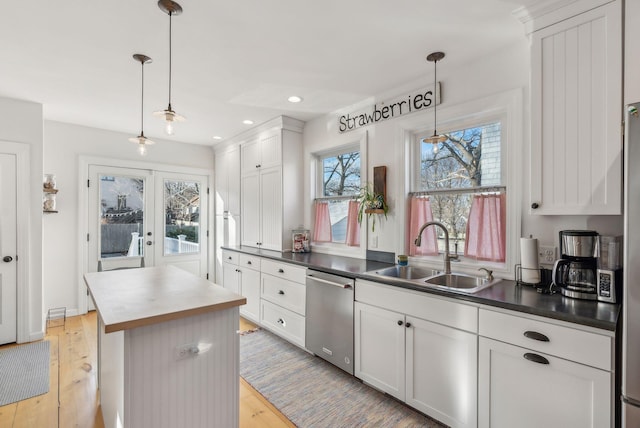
[84, 265, 246, 333]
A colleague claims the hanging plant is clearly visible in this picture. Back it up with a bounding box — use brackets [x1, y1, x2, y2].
[356, 184, 388, 232]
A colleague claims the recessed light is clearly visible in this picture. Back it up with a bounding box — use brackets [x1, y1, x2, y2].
[212, 136, 222, 140]
[243, 120, 254, 125]
[288, 95, 303, 103]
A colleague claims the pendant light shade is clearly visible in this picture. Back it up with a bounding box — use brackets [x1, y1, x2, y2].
[129, 54, 155, 156]
[153, 0, 185, 135]
[423, 51, 446, 145]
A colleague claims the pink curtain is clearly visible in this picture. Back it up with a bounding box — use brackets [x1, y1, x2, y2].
[345, 200, 360, 246]
[465, 193, 506, 262]
[313, 202, 332, 242]
[408, 197, 439, 256]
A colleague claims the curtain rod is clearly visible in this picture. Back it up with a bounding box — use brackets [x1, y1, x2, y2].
[314, 195, 358, 202]
[409, 185, 506, 197]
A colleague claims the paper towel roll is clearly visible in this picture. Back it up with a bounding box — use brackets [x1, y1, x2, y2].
[520, 237, 540, 284]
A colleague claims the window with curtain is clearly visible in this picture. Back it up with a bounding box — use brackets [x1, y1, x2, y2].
[313, 147, 361, 246]
[412, 120, 506, 263]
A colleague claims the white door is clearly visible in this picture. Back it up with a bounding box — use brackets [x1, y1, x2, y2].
[154, 171, 208, 276]
[0, 153, 17, 344]
[88, 166, 209, 302]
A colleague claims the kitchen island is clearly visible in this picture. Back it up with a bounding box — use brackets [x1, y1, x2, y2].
[85, 265, 246, 428]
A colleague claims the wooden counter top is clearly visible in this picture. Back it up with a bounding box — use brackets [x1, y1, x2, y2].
[84, 265, 246, 333]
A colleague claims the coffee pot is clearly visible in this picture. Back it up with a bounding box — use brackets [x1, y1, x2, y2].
[552, 230, 598, 300]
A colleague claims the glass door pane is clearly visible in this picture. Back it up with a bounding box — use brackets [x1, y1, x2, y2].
[163, 179, 201, 256]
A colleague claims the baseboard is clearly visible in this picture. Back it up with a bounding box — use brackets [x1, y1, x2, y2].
[28, 331, 44, 342]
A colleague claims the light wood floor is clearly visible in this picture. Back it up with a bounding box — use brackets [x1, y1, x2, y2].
[0, 312, 294, 428]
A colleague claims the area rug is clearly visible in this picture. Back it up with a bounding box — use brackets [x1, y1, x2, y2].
[240, 329, 446, 428]
[0, 341, 50, 406]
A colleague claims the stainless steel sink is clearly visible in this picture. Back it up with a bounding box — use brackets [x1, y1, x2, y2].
[363, 267, 500, 294]
[372, 265, 439, 280]
[424, 273, 500, 293]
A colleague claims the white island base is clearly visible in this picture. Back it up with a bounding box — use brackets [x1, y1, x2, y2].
[85, 266, 245, 428]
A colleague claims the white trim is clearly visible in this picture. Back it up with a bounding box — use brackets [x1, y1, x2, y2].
[77, 155, 214, 314]
[0, 141, 31, 343]
[395, 88, 523, 279]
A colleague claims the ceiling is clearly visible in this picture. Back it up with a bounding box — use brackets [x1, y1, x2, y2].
[0, 0, 531, 146]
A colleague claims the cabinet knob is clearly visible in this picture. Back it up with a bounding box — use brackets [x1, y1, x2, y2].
[227, 256, 232, 260]
[256, 164, 261, 168]
[247, 260, 252, 265]
[277, 318, 285, 326]
[278, 268, 284, 273]
[147, 232, 152, 236]
[524, 331, 550, 342]
[523, 352, 550, 365]
[531, 202, 539, 209]
[3, 256, 13, 263]
[405, 322, 412, 328]
[146, 241, 152, 246]
[235, 269, 240, 273]
[397, 320, 403, 326]
[278, 290, 285, 295]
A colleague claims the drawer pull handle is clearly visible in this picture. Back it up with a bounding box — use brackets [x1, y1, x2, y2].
[227, 256, 232, 260]
[277, 318, 286, 326]
[523, 353, 549, 365]
[247, 261, 252, 265]
[278, 290, 285, 295]
[278, 268, 284, 273]
[524, 331, 550, 342]
[397, 320, 403, 326]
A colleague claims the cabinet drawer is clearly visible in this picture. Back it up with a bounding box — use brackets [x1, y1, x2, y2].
[221, 250, 239, 265]
[479, 309, 612, 370]
[356, 279, 478, 333]
[239, 253, 261, 271]
[261, 274, 306, 315]
[260, 299, 305, 348]
[261, 259, 306, 284]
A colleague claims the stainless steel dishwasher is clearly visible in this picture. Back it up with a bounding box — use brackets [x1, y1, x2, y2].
[305, 269, 355, 375]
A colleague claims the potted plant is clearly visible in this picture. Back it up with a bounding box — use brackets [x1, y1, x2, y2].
[356, 184, 388, 232]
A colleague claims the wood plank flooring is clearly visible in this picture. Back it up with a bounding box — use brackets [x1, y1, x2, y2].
[0, 312, 294, 428]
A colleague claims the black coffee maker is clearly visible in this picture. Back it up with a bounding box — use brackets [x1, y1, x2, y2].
[552, 230, 599, 300]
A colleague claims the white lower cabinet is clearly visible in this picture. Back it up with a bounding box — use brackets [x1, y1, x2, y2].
[478, 308, 614, 428]
[222, 250, 260, 323]
[355, 279, 478, 428]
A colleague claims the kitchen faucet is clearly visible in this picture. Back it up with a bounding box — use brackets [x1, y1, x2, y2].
[414, 221, 458, 274]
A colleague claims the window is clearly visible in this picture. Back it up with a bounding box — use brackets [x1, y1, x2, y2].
[412, 120, 506, 262]
[314, 148, 361, 244]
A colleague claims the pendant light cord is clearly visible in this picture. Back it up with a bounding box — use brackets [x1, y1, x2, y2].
[433, 58, 438, 136]
[141, 60, 145, 136]
[168, 11, 173, 110]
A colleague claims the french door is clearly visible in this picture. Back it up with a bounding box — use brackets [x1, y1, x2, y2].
[87, 164, 209, 283]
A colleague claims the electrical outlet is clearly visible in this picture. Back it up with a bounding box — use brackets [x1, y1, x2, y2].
[539, 245, 556, 265]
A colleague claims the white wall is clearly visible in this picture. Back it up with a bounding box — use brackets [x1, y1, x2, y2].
[303, 38, 623, 264]
[43, 120, 214, 316]
[0, 96, 44, 341]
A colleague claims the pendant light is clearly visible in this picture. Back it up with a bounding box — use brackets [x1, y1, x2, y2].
[128, 54, 155, 156]
[424, 51, 447, 146]
[153, 0, 185, 135]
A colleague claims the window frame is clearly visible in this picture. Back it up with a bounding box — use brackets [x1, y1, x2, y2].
[404, 89, 522, 277]
[312, 142, 364, 256]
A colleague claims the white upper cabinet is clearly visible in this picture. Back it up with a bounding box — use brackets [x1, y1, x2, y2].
[529, 0, 622, 215]
[215, 146, 240, 216]
[237, 116, 304, 251]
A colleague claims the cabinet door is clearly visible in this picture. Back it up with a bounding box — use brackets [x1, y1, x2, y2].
[241, 139, 261, 173]
[240, 172, 260, 247]
[478, 337, 612, 428]
[354, 302, 405, 401]
[214, 151, 228, 216]
[530, 1, 622, 215]
[222, 262, 240, 294]
[238, 267, 260, 323]
[406, 317, 477, 428]
[259, 133, 282, 169]
[227, 148, 241, 216]
[259, 167, 282, 251]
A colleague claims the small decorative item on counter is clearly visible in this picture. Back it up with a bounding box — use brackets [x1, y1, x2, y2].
[43, 193, 57, 212]
[292, 228, 310, 253]
[43, 174, 57, 190]
[397, 255, 408, 266]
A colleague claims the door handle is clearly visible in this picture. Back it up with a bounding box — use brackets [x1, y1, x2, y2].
[3, 256, 13, 263]
[147, 232, 152, 236]
[146, 241, 152, 246]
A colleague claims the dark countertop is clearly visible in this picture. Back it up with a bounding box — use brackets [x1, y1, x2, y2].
[222, 246, 620, 332]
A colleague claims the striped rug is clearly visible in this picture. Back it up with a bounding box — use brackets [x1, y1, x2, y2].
[0, 340, 50, 406]
[240, 328, 446, 428]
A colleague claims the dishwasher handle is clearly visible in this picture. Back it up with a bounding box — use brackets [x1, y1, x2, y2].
[306, 274, 352, 289]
